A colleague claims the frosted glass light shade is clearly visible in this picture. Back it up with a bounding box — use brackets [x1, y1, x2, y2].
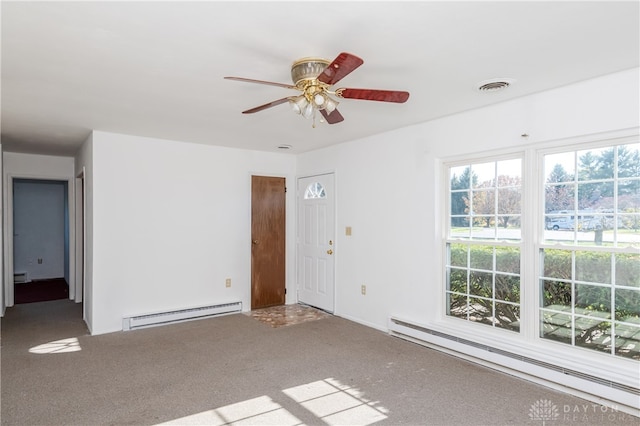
[325, 97, 338, 113]
[302, 102, 314, 119]
[289, 95, 308, 114]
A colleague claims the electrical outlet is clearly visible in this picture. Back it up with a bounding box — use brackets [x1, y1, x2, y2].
[38, 258, 43, 264]
[225, 278, 231, 288]
[361, 285, 366, 295]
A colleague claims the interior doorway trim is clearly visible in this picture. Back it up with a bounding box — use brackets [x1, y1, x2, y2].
[4, 173, 76, 307]
[75, 167, 86, 305]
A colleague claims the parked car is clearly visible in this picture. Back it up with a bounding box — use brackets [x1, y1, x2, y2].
[546, 217, 575, 230]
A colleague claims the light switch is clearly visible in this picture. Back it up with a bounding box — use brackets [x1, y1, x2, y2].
[345, 226, 352, 236]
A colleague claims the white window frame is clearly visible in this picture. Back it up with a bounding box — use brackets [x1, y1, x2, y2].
[536, 137, 640, 359]
[444, 153, 524, 333]
[435, 132, 639, 391]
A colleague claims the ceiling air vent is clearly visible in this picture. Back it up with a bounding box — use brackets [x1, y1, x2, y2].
[477, 78, 514, 92]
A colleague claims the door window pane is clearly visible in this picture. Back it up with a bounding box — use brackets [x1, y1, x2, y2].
[304, 182, 326, 199]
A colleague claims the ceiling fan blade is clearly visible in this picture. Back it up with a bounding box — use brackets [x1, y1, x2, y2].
[336, 88, 410, 103]
[317, 52, 364, 86]
[319, 108, 344, 124]
[242, 97, 291, 114]
[224, 76, 297, 90]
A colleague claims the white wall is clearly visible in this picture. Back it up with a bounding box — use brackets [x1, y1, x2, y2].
[297, 131, 430, 330]
[87, 131, 296, 335]
[3, 152, 76, 308]
[298, 67, 640, 331]
[3, 152, 75, 177]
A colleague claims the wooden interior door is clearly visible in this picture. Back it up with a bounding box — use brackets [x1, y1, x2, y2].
[251, 176, 286, 309]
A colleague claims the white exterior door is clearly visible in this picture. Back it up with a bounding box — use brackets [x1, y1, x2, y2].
[297, 173, 335, 312]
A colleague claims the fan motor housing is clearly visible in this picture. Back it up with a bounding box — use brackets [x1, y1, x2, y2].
[291, 58, 330, 87]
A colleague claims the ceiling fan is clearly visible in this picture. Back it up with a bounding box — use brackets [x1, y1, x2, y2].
[224, 52, 410, 127]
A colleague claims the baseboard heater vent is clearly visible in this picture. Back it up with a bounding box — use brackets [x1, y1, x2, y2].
[389, 317, 639, 396]
[14, 272, 28, 284]
[123, 301, 242, 331]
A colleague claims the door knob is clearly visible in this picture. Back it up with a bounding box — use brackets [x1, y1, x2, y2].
[252, 240, 259, 245]
[327, 249, 333, 255]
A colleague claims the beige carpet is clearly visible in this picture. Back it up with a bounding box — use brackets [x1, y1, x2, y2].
[1, 300, 637, 425]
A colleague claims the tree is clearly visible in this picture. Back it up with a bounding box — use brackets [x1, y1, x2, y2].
[578, 151, 602, 208]
[450, 167, 477, 226]
[617, 145, 640, 196]
[549, 163, 573, 183]
[545, 163, 574, 213]
[497, 175, 521, 228]
[467, 181, 494, 227]
[575, 145, 640, 209]
[463, 175, 521, 228]
[578, 151, 600, 180]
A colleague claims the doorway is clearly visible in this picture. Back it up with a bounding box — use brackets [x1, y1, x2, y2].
[296, 173, 335, 313]
[251, 175, 286, 309]
[12, 179, 69, 304]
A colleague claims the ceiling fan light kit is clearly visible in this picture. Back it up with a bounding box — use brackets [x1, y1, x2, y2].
[224, 52, 410, 127]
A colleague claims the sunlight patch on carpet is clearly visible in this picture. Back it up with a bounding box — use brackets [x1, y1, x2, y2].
[157, 378, 387, 426]
[283, 378, 388, 426]
[158, 395, 302, 426]
[29, 337, 81, 354]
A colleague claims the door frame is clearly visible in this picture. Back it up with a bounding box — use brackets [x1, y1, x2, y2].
[296, 171, 337, 312]
[4, 174, 76, 307]
[74, 168, 86, 305]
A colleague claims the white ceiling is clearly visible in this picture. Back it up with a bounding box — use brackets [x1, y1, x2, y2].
[1, 1, 639, 156]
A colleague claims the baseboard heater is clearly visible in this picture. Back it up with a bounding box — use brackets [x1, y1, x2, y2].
[123, 301, 242, 331]
[388, 317, 639, 411]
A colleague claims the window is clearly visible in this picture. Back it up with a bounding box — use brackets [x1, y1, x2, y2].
[446, 158, 522, 331]
[444, 141, 640, 361]
[540, 143, 639, 359]
[304, 182, 326, 199]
